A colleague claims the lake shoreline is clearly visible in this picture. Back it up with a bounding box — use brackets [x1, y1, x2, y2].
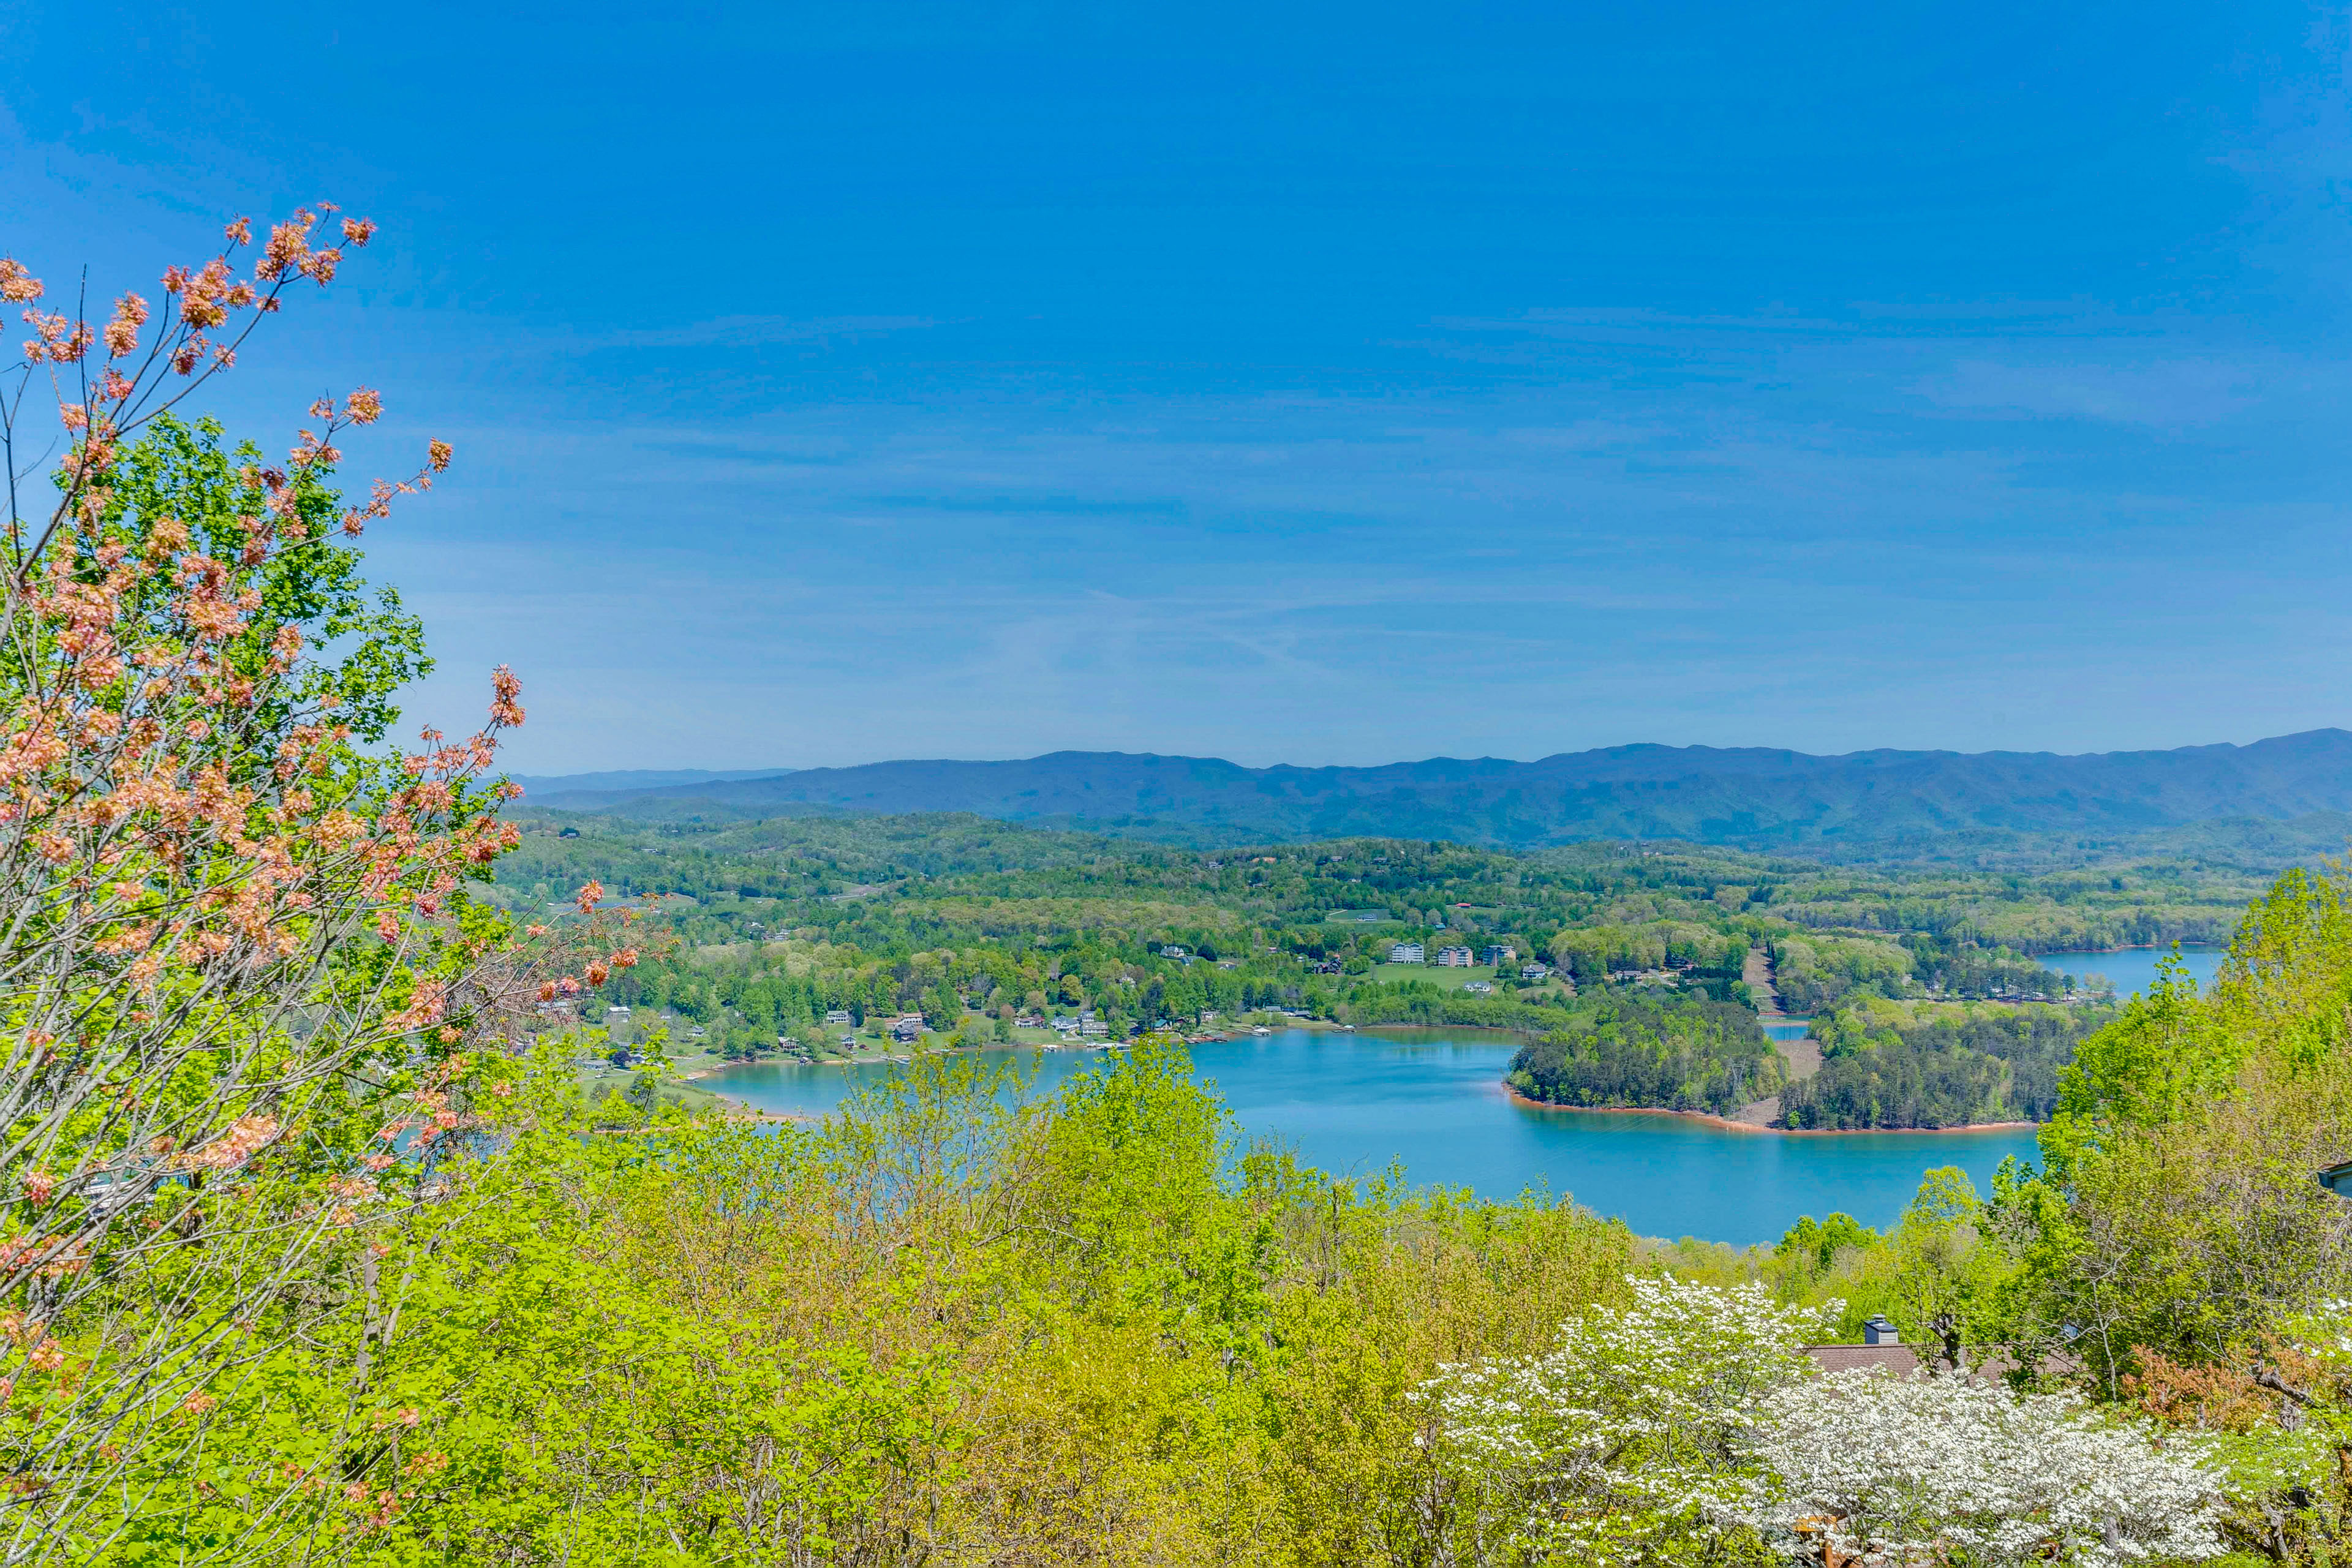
[692, 1029, 2043, 1241]
[2032, 943, 2228, 956]
[1504, 1085, 2040, 1139]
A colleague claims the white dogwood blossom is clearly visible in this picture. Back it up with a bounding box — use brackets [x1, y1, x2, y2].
[1736, 1370, 2226, 1567]
[1415, 1275, 1839, 1561]
[1417, 1276, 2229, 1566]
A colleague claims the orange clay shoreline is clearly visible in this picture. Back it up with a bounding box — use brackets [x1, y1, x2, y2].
[678, 1058, 2037, 1136]
[1503, 1085, 2038, 1137]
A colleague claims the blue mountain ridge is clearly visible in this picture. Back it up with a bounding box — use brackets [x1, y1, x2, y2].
[511, 729, 2352, 851]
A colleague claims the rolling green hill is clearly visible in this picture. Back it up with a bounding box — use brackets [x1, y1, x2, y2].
[521, 730, 2352, 854]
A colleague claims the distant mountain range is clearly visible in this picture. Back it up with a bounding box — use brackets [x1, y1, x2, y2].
[511, 729, 2352, 854]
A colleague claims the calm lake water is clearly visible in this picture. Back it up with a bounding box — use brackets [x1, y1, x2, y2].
[2037, 944, 2227, 995]
[704, 1029, 2040, 1245]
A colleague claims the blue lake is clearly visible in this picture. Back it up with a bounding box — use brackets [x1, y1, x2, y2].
[703, 1029, 2040, 1245]
[2036, 944, 2227, 996]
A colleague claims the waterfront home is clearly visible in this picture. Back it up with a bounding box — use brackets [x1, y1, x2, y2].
[1434, 945, 1473, 967]
[1803, 1317, 1917, 1375]
[1521, 962, 1551, 980]
[891, 1014, 924, 1042]
[823, 1008, 853, 1025]
[1389, 942, 1425, 963]
[1080, 1017, 1110, 1038]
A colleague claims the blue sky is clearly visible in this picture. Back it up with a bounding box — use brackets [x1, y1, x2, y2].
[4, 0, 2351, 771]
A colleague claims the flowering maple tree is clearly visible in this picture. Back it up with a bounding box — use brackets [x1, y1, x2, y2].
[0, 209, 635, 1565]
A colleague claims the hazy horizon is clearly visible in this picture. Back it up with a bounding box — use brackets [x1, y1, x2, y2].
[510, 725, 2352, 785]
[500, 728, 2352, 799]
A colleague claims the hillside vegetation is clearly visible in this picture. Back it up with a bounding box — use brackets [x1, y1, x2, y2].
[520, 734, 2352, 852]
[1779, 999, 2113, 1129]
[1506, 993, 1783, 1115]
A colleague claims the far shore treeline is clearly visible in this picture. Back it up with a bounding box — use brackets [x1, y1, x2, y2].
[494, 807, 2253, 1128]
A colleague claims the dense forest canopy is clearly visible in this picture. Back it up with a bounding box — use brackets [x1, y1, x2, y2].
[1507, 994, 1783, 1115]
[1780, 1000, 2113, 1129]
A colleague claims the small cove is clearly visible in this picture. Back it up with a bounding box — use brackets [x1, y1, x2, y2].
[703, 1028, 2040, 1244]
[2037, 943, 2227, 995]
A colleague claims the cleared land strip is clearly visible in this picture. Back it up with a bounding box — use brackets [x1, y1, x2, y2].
[1736, 946, 1822, 1124]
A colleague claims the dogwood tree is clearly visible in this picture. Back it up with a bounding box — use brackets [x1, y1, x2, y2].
[1415, 1275, 1839, 1562]
[1738, 1370, 2225, 1567]
[1420, 1276, 2228, 1567]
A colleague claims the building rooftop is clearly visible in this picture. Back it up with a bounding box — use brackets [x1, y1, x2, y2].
[1802, 1344, 1920, 1376]
[1801, 1341, 2073, 1382]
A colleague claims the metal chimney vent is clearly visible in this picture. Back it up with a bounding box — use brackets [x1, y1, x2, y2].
[1863, 1314, 1900, 1346]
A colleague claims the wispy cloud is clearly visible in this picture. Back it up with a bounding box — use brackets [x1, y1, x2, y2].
[589, 315, 939, 349]
[1913, 356, 2269, 427]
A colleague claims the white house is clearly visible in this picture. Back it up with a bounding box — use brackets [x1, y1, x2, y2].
[1389, 942, 1425, 963]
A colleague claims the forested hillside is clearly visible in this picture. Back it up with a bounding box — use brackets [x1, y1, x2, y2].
[521, 731, 2352, 850]
[1779, 1000, 2114, 1128]
[1507, 994, 1782, 1115]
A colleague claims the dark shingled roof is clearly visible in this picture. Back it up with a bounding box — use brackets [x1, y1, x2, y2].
[1803, 1344, 1921, 1375]
[1803, 1343, 2075, 1382]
